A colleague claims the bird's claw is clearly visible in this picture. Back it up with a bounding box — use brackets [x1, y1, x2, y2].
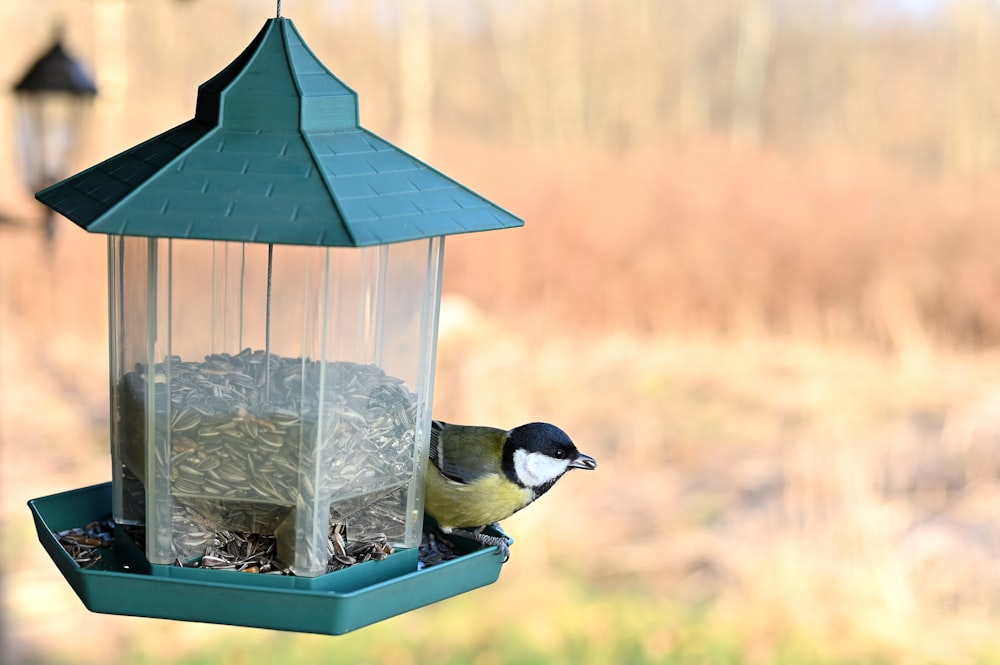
[488, 522, 514, 545]
[476, 532, 511, 562]
[447, 526, 513, 563]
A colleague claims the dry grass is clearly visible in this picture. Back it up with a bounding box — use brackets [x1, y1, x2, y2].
[435, 318, 1000, 660]
[434, 138, 1000, 348]
[5, 141, 1000, 663]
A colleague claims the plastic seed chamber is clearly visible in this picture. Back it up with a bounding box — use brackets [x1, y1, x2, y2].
[29, 16, 523, 633]
[110, 236, 440, 576]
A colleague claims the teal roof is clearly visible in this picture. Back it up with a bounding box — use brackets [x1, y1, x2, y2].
[35, 18, 523, 246]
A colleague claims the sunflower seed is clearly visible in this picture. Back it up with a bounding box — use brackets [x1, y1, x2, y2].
[117, 350, 419, 568]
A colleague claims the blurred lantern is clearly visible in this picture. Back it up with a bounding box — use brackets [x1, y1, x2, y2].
[28, 16, 522, 633]
[13, 25, 97, 244]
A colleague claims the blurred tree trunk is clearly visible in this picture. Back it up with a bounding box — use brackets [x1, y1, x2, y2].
[479, 0, 541, 143]
[729, 0, 772, 147]
[947, 0, 1000, 173]
[546, 0, 587, 146]
[480, 0, 588, 147]
[838, 1, 876, 153]
[399, 0, 433, 156]
[93, 0, 129, 149]
[672, 0, 715, 140]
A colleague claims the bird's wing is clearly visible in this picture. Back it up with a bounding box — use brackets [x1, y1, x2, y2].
[429, 420, 506, 484]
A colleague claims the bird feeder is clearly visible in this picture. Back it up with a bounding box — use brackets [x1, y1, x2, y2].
[29, 16, 522, 634]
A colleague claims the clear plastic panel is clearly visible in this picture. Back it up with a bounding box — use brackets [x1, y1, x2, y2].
[110, 237, 443, 575]
[108, 235, 153, 527]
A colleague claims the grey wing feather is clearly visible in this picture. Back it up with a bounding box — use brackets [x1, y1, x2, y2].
[429, 420, 449, 473]
[429, 420, 502, 484]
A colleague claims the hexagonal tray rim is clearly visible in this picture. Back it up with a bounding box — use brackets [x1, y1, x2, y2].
[28, 482, 504, 634]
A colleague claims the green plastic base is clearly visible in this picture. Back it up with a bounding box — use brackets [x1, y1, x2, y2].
[28, 483, 505, 634]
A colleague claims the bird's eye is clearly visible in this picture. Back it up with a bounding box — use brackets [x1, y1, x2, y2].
[553, 449, 566, 459]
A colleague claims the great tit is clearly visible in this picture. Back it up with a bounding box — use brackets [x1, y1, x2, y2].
[424, 420, 597, 559]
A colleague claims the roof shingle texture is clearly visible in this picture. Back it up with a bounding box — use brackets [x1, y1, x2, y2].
[36, 18, 523, 246]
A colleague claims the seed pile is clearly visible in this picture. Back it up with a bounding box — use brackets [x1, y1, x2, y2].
[56, 521, 482, 574]
[117, 349, 418, 563]
[55, 519, 115, 569]
[178, 523, 392, 574]
[417, 530, 463, 568]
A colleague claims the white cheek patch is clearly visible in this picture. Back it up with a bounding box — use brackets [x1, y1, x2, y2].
[513, 449, 571, 488]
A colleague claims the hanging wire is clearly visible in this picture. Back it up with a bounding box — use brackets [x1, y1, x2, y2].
[276, 0, 282, 18]
[265, 242, 274, 399]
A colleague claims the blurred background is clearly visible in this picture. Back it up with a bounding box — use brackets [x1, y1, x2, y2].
[4, 0, 1000, 662]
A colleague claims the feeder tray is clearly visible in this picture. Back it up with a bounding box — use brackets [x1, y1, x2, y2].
[29, 483, 505, 634]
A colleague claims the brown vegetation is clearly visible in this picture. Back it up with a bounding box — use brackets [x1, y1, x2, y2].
[436, 138, 1000, 349]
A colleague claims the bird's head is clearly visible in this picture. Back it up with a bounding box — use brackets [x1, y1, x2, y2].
[503, 422, 597, 493]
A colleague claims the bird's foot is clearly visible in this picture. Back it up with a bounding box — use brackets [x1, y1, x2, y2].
[446, 525, 513, 562]
[487, 522, 513, 544]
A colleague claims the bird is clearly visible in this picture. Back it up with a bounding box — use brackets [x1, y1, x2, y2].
[424, 419, 597, 560]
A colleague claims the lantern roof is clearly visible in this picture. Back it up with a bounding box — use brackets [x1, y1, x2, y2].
[14, 30, 98, 97]
[35, 18, 523, 246]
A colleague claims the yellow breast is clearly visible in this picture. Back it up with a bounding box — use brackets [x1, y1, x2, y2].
[424, 466, 533, 529]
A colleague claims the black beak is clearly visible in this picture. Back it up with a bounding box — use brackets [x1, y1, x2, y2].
[570, 452, 597, 470]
